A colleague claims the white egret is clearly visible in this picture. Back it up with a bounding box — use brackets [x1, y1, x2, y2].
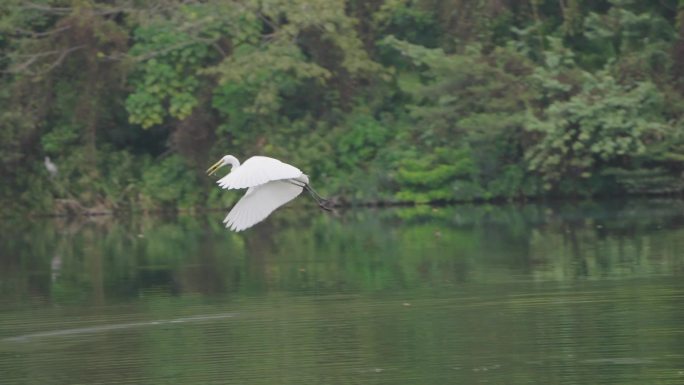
[44, 156, 58, 178]
[207, 155, 329, 231]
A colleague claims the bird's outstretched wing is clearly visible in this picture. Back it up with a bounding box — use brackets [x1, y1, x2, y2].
[223, 180, 304, 231]
[217, 156, 302, 190]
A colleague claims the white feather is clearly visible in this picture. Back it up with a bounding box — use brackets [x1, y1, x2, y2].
[223, 180, 304, 231]
[217, 156, 303, 190]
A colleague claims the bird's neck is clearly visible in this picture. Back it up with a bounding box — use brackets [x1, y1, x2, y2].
[225, 155, 240, 169]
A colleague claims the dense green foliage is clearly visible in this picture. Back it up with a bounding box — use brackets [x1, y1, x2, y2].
[1, 0, 683, 214]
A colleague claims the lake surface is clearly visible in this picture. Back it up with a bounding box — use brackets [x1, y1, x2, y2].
[1, 200, 684, 384]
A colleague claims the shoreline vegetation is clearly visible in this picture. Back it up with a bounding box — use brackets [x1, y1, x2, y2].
[2, 1, 683, 217]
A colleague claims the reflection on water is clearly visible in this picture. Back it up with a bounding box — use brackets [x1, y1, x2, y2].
[1, 200, 684, 384]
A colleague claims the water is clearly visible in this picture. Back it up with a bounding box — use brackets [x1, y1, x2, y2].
[1, 200, 684, 384]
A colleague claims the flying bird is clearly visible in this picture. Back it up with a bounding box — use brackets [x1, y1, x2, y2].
[207, 155, 329, 231]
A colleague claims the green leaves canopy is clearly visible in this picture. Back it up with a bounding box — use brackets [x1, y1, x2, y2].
[1, 0, 683, 215]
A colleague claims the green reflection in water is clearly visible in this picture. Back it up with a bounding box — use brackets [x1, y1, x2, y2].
[1, 200, 684, 384]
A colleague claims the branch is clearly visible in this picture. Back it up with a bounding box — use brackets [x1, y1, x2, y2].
[44, 45, 87, 72]
[5, 45, 87, 74]
[14, 25, 72, 38]
[21, 2, 71, 15]
[21, 2, 137, 16]
[212, 42, 228, 57]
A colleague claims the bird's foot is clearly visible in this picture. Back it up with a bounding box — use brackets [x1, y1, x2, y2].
[318, 201, 333, 212]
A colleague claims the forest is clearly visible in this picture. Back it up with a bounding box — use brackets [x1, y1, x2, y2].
[1, 0, 683, 216]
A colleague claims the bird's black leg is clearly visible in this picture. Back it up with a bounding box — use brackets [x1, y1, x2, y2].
[287, 180, 332, 211]
[305, 184, 332, 211]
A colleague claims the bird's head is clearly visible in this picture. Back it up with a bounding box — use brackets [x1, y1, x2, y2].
[206, 155, 240, 176]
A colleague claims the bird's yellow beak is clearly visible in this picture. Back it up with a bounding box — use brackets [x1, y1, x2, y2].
[206, 159, 224, 176]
